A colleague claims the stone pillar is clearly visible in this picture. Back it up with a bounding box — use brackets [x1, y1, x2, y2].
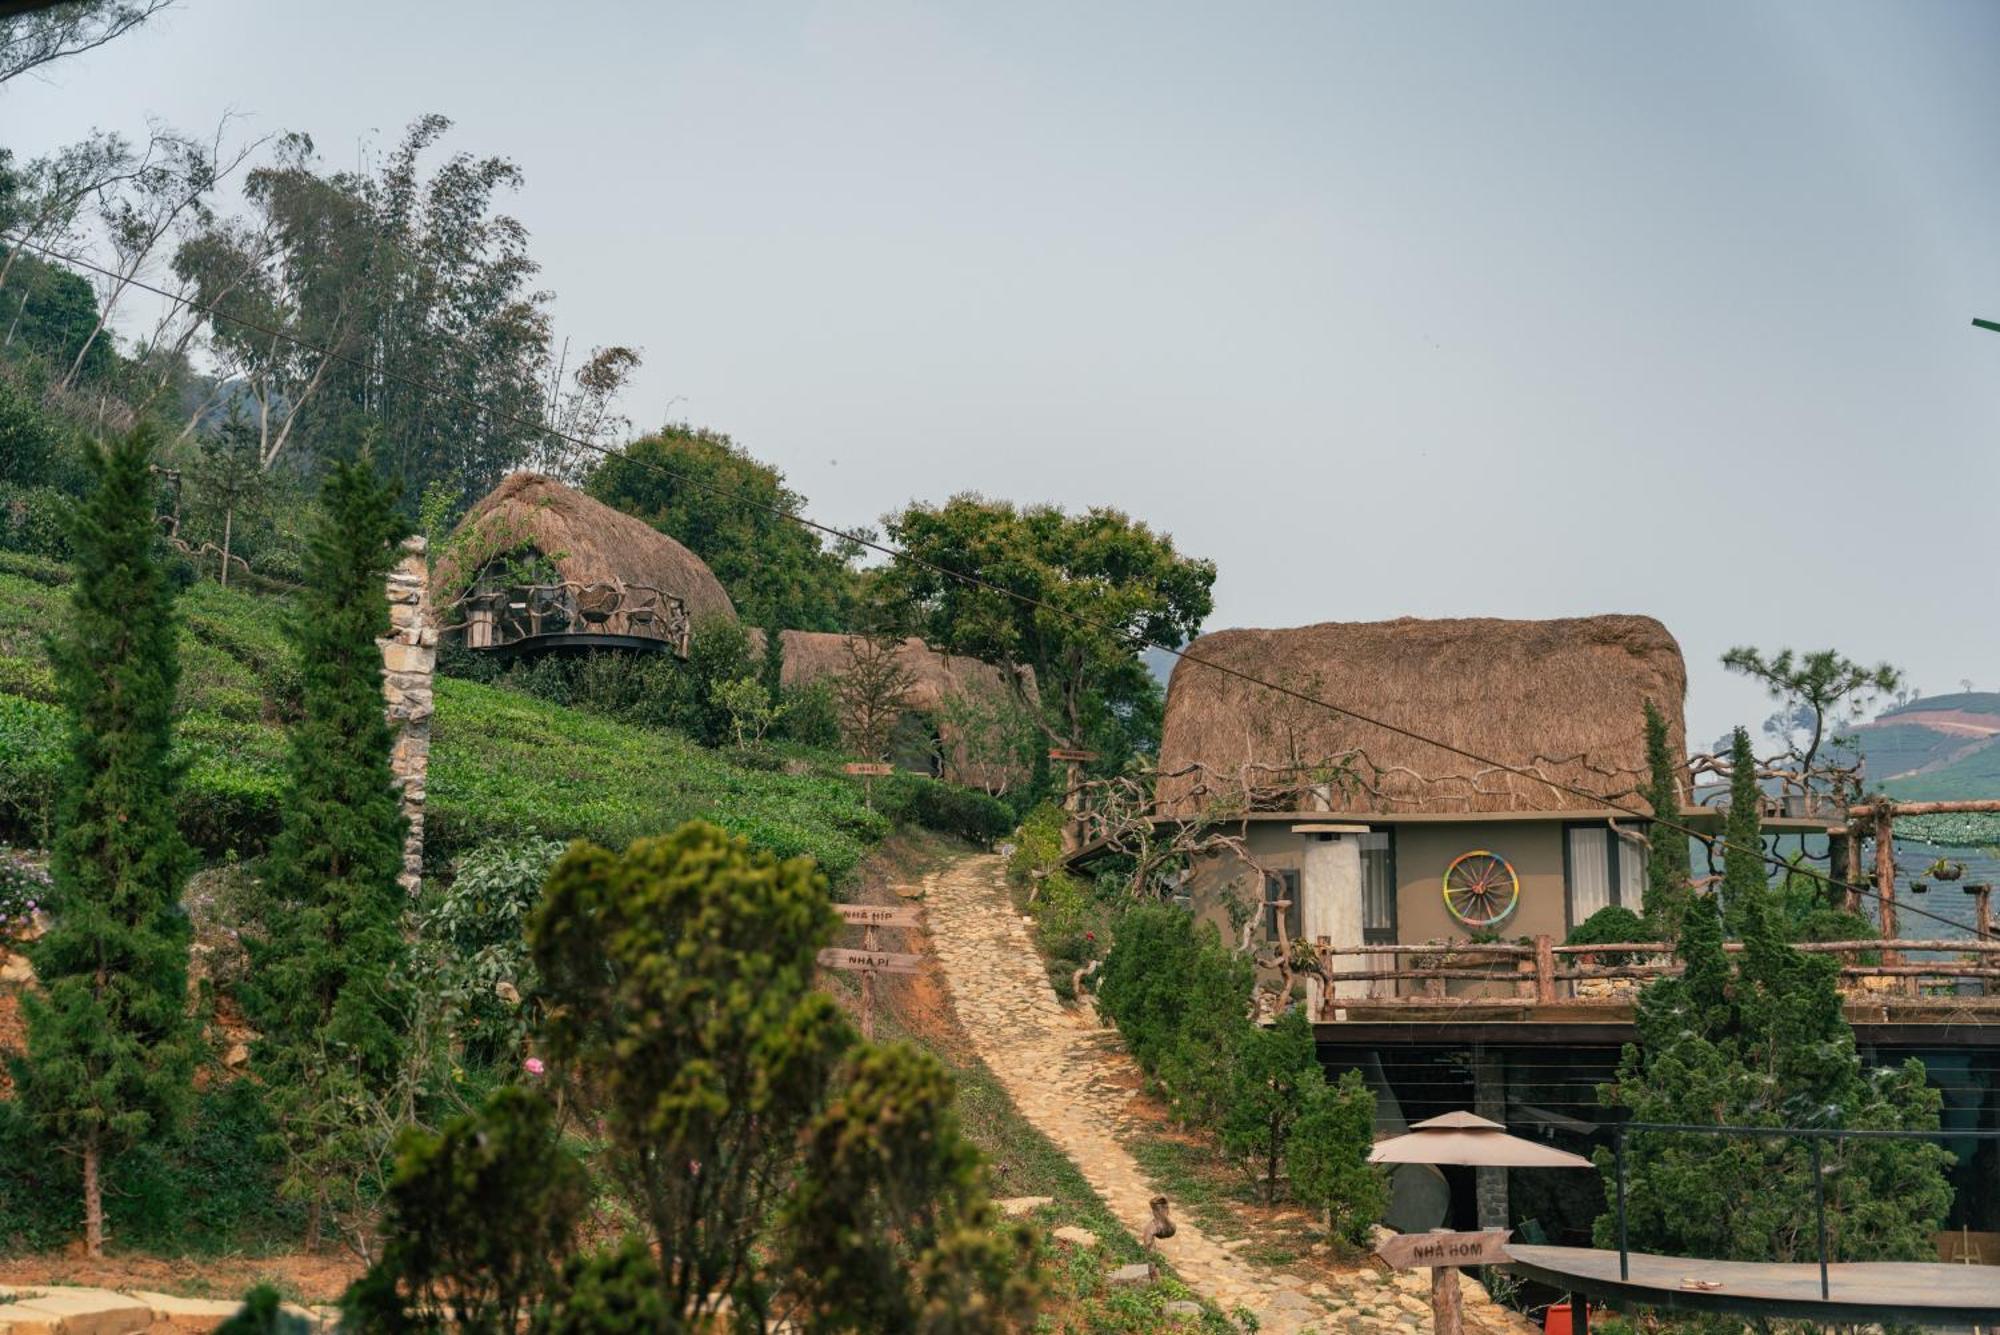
[379, 535, 436, 895]
[1473, 1047, 1509, 1230]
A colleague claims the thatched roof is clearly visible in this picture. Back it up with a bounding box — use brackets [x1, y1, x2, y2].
[752, 630, 1036, 790]
[1156, 614, 1686, 817]
[440, 472, 736, 623]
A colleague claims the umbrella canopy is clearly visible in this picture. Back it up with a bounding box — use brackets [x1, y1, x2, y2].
[1369, 1111, 1595, 1169]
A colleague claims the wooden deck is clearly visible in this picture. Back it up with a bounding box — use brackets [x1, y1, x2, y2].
[1504, 1243, 2000, 1323]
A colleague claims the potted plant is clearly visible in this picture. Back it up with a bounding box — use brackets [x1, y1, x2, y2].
[1926, 857, 1967, 882]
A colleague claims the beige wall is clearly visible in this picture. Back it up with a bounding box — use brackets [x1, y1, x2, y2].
[1182, 818, 1587, 1003]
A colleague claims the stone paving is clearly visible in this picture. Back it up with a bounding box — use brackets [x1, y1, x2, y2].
[924, 853, 1539, 1335]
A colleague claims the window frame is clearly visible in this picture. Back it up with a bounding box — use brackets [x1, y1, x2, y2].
[1562, 820, 1648, 933]
[1361, 828, 1398, 944]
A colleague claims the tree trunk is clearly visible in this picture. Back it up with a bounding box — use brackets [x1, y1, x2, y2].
[82, 1132, 104, 1258]
[220, 508, 233, 588]
[1266, 1118, 1280, 1205]
[305, 1194, 322, 1253]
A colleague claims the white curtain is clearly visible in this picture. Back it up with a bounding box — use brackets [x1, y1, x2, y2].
[1616, 831, 1648, 907]
[1568, 827, 1612, 922]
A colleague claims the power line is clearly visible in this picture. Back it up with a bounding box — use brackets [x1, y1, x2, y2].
[6, 232, 1986, 941]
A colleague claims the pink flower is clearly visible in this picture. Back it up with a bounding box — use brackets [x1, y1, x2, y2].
[524, 1057, 546, 1077]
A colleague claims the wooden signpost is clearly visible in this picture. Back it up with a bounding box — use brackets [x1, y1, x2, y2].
[842, 761, 897, 810]
[1047, 749, 1098, 852]
[1374, 1229, 1512, 1335]
[818, 902, 924, 1039]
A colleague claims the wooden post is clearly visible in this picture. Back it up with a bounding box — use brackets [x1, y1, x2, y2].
[1533, 934, 1557, 1005]
[1978, 885, 1993, 943]
[1430, 1263, 1463, 1335]
[1842, 823, 1863, 914]
[861, 920, 877, 1042]
[1874, 808, 1898, 966]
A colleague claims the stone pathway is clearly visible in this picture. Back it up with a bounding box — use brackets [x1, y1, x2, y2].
[924, 853, 1536, 1335]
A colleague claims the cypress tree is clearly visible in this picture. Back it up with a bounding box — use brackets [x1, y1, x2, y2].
[1639, 700, 1691, 937]
[244, 458, 410, 1250]
[18, 424, 197, 1256]
[1720, 726, 1766, 936]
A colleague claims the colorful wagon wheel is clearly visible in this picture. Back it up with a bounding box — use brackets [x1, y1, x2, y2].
[1441, 850, 1519, 928]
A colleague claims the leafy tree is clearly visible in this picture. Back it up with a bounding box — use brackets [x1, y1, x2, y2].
[187, 407, 268, 586]
[587, 426, 858, 631]
[1596, 813, 1952, 1266]
[0, 1, 171, 85]
[780, 1042, 1038, 1334]
[1721, 646, 1900, 799]
[881, 495, 1214, 763]
[343, 1086, 588, 1334]
[711, 674, 783, 747]
[833, 633, 916, 762]
[1719, 726, 1767, 937]
[1287, 1070, 1385, 1246]
[528, 822, 1032, 1329]
[243, 458, 411, 1252]
[17, 423, 197, 1256]
[1223, 1006, 1320, 1204]
[759, 623, 785, 709]
[176, 119, 553, 502]
[0, 376, 62, 486]
[1639, 699, 1691, 936]
[1095, 903, 1203, 1072]
[1154, 935, 1254, 1129]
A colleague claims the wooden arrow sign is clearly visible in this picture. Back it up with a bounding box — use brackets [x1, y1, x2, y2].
[833, 903, 921, 929]
[842, 762, 897, 777]
[1047, 748, 1098, 763]
[1374, 1229, 1511, 1271]
[817, 948, 925, 975]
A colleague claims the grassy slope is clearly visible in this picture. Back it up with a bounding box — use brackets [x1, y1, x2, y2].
[0, 556, 884, 878]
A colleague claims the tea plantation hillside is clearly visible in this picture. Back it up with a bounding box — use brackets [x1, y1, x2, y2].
[0, 552, 887, 880]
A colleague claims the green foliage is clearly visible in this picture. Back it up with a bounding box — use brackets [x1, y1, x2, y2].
[1286, 1070, 1385, 1246]
[588, 426, 859, 631]
[1564, 904, 1652, 968]
[415, 837, 565, 1070]
[242, 458, 412, 1243]
[0, 482, 72, 560]
[1640, 700, 1691, 936]
[1008, 802, 1066, 883]
[17, 424, 198, 1253]
[0, 845, 46, 944]
[1720, 726, 1767, 936]
[1722, 645, 1901, 791]
[541, 1238, 673, 1335]
[214, 1284, 312, 1334]
[0, 376, 63, 487]
[0, 1080, 299, 1255]
[711, 673, 784, 747]
[1597, 833, 1954, 1265]
[1222, 1008, 1318, 1204]
[881, 495, 1215, 764]
[527, 823, 1031, 1329]
[780, 1042, 1039, 1334]
[344, 1086, 588, 1334]
[780, 678, 842, 749]
[878, 774, 1016, 845]
[1095, 903, 1206, 1073]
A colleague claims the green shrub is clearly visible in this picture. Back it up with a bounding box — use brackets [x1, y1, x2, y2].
[1287, 1070, 1385, 1247]
[0, 483, 71, 560]
[1009, 802, 1066, 883]
[1154, 938, 1254, 1129]
[1096, 903, 1204, 1073]
[879, 774, 1015, 845]
[0, 693, 61, 844]
[416, 838, 566, 1071]
[1224, 1007, 1321, 1204]
[780, 678, 841, 748]
[1564, 904, 1653, 968]
[0, 657, 55, 704]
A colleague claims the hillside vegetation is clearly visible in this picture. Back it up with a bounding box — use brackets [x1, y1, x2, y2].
[0, 553, 886, 880]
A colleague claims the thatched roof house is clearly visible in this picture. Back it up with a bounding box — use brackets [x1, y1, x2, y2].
[439, 473, 735, 652]
[1157, 614, 1687, 818]
[755, 630, 1036, 792]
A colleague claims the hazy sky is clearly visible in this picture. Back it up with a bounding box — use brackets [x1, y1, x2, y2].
[8, 1, 1998, 747]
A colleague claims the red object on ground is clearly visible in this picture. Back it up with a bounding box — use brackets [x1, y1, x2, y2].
[1544, 1301, 1603, 1335]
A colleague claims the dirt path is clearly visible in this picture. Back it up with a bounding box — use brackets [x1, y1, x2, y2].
[924, 852, 1538, 1335]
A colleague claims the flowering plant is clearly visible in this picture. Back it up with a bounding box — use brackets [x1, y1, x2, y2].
[0, 848, 48, 947]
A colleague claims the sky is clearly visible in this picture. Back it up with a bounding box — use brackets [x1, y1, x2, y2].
[6, 0, 1998, 748]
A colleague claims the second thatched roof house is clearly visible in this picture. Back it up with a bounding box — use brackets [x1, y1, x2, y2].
[753, 629, 1038, 794]
[438, 473, 736, 656]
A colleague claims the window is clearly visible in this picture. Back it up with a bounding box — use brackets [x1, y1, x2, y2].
[1264, 870, 1302, 945]
[1566, 824, 1647, 928]
[1361, 830, 1397, 942]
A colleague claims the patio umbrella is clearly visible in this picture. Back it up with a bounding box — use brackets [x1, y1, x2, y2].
[1369, 1111, 1595, 1169]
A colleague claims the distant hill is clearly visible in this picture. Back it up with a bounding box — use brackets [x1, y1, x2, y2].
[1852, 692, 2000, 800]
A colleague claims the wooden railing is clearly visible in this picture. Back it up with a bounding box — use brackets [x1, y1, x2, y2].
[1305, 938, 2000, 1017]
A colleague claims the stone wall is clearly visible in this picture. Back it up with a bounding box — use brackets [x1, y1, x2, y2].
[380, 536, 435, 894]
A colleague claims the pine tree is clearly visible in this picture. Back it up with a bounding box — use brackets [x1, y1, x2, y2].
[1287, 1070, 1386, 1246]
[244, 458, 411, 1250]
[1720, 726, 1766, 936]
[18, 424, 198, 1256]
[1223, 1006, 1321, 1204]
[1597, 728, 1952, 1267]
[1639, 700, 1691, 937]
